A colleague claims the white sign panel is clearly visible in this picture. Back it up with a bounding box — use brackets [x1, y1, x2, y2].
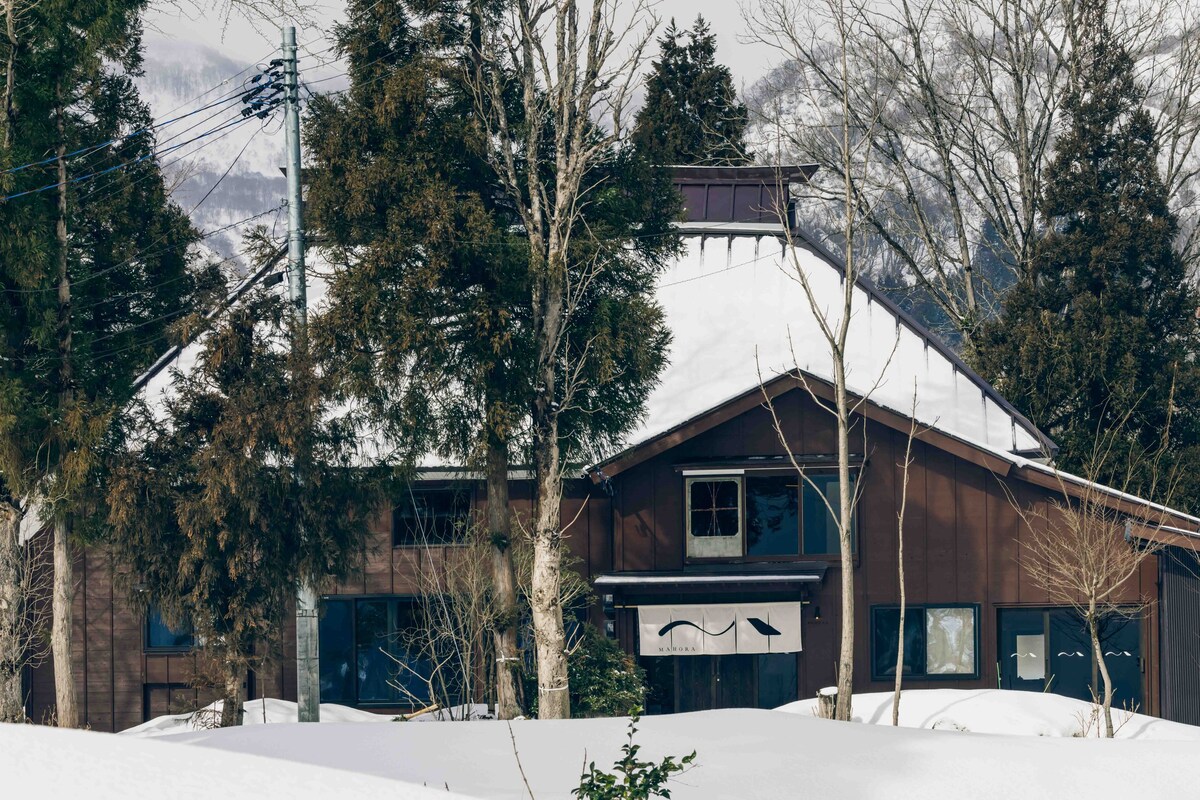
[1015, 634, 1047, 681]
[638, 602, 802, 656]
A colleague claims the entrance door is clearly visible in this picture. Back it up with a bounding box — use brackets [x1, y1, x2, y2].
[648, 654, 797, 713]
[676, 655, 756, 711]
[998, 607, 1142, 708]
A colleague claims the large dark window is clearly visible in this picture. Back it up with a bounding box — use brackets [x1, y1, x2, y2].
[801, 474, 851, 556]
[319, 596, 462, 708]
[393, 487, 472, 547]
[871, 605, 979, 680]
[998, 607, 1142, 708]
[145, 607, 194, 651]
[746, 475, 799, 556]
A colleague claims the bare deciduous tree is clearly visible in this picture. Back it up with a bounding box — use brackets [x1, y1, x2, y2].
[748, 0, 1200, 346]
[755, 0, 895, 722]
[468, 0, 657, 719]
[395, 522, 498, 720]
[892, 387, 919, 727]
[0, 503, 48, 722]
[1012, 429, 1177, 738]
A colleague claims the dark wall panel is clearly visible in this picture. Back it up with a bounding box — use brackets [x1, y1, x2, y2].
[1161, 546, 1200, 724]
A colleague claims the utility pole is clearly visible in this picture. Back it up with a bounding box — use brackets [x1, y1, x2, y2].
[282, 25, 319, 724]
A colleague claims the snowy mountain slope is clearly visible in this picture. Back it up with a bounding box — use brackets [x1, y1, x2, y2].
[136, 36, 298, 260]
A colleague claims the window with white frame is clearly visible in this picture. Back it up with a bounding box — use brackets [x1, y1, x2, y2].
[685, 476, 743, 558]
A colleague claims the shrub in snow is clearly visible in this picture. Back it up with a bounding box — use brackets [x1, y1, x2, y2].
[564, 625, 647, 719]
[573, 710, 696, 800]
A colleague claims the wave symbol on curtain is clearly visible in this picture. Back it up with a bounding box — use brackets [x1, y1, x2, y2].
[657, 617, 782, 638]
[658, 620, 735, 637]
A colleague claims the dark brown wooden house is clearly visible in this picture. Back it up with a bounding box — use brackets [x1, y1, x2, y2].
[24, 166, 1200, 730]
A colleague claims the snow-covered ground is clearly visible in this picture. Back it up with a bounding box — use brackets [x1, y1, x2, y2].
[9, 690, 1199, 798]
[0, 721, 469, 800]
[780, 688, 1200, 740]
[139, 692, 1198, 799]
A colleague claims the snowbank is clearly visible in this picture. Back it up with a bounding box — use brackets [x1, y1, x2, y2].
[159, 706, 1200, 799]
[122, 698, 393, 737]
[123, 698, 496, 737]
[779, 688, 1200, 740]
[0, 721, 469, 800]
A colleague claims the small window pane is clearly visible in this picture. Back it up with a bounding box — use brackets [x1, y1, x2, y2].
[146, 607, 194, 650]
[871, 607, 924, 678]
[803, 475, 848, 555]
[689, 480, 740, 538]
[706, 185, 733, 220]
[680, 185, 706, 221]
[746, 475, 799, 556]
[925, 607, 976, 675]
[394, 487, 471, 546]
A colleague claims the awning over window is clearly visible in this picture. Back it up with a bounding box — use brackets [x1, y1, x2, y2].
[594, 563, 826, 594]
[638, 602, 802, 656]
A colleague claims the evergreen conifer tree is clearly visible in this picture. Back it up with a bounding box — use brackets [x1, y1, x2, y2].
[306, 0, 680, 718]
[0, 0, 215, 725]
[973, 0, 1200, 506]
[106, 291, 374, 727]
[631, 16, 750, 166]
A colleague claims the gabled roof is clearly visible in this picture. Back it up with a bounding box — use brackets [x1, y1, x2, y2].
[596, 217, 1053, 480]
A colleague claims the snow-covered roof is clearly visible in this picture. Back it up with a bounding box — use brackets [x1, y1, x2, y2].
[616, 224, 1051, 464]
[594, 225, 1200, 538]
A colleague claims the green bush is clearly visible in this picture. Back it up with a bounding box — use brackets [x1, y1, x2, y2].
[523, 623, 647, 718]
[569, 624, 647, 718]
[573, 709, 696, 800]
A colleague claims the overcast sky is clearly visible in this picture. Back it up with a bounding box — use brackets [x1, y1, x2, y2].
[148, 0, 779, 92]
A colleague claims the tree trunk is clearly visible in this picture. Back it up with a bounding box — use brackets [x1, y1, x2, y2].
[834, 368, 854, 722]
[486, 431, 522, 720]
[51, 86, 77, 728]
[0, 502, 25, 722]
[530, 363, 569, 719]
[2, 0, 16, 150]
[891, 518, 905, 727]
[892, 410, 916, 728]
[1089, 613, 1116, 738]
[51, 515, 75, 727]
[220, 659, 245, 728]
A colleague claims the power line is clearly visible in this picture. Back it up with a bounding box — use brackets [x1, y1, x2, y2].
[0, 91, 249, 178]
[2, 205, 284, 295]
[0, 113, 266, 203]
[185, 124, 267, 216]
[77, 110, 268, 211]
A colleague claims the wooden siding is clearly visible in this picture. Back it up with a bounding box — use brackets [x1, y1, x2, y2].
[29, 478, 609, 731]
[606, 387, 1164, 712]
[29, 385, 1176, 728]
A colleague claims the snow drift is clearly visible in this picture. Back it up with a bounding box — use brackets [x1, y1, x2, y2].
[0, 720, 468, 800]
[155, 701, 1200, 799]
[779, 688, 1200, 740]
